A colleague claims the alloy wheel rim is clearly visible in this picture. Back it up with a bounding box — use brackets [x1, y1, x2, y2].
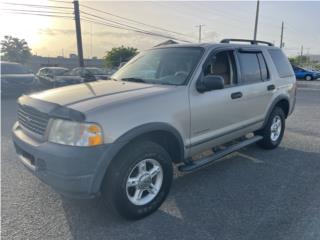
[126, 158, 163, 206]
[270, 115, 282, 141]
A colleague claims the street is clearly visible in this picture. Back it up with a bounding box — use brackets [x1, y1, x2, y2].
[1, 81, 320, 240]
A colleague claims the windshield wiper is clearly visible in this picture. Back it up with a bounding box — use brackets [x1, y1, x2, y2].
[107, 77, 118, 81]
[121, 77, 146, 83]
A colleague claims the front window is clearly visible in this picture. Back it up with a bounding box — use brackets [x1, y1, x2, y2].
[112, 47, 204, 85]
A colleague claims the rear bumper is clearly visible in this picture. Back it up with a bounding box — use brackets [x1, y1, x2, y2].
[12, 122, 112, 198]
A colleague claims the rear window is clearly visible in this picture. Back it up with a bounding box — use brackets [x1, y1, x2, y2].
[268, 49, 293, 78]
[1, 63, 31, 74]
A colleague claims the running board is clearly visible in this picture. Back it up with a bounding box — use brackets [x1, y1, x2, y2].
[178, 135, 263, 172]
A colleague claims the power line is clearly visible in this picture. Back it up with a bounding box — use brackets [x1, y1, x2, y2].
[80, 17, 191, 42]
[2, 9, 73, 15]
[80, 3, 195, 40]
[81, 11, 152, 33]
[3, 2, 73, 10]
[47, 0, 72, 4]
[3, 11, 74, 19]
[80, 11, 192, 42]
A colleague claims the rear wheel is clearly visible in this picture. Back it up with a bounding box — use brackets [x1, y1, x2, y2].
[256, 107, 285, 149]
[102, 140, 173, 220]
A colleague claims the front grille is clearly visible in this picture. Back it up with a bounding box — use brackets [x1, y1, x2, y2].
[17, 104, 49, 136]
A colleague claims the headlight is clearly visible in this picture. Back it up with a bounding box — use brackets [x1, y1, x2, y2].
[48, 119, 103, 146]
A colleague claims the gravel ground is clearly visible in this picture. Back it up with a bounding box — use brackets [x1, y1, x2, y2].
[1, 81, 320, 240]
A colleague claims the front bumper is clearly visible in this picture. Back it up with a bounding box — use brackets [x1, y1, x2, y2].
[12, 122, 111, 198]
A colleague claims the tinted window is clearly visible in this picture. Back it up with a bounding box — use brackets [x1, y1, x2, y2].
[238, 52, 261, 84]
[257, 53, 269, 81]
[268, 49, 293, 78]
[1, 63, 31, 74]
[204, 50, 237, 85]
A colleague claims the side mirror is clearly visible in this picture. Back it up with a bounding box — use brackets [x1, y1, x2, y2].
[197, 75, 224, 93]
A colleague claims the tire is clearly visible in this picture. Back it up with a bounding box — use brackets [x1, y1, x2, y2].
[255, 107, 285, 149]
[305, 75, 313, 81]
[101, 140, 173, 220]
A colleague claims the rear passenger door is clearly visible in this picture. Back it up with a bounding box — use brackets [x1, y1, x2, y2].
[234, 48, 274, 124]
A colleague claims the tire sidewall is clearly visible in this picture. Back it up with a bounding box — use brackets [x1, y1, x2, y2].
[265, 108, 285, 147]
[104, 141, 173, 220]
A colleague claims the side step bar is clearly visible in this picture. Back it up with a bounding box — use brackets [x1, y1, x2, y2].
[178, 135, 263, 172]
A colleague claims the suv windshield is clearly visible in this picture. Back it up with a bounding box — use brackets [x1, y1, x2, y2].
[112, 47, 203, 85]
[1, 63, 31, 74]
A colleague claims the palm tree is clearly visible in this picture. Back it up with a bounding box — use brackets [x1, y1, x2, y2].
[1, 36, 32, 64]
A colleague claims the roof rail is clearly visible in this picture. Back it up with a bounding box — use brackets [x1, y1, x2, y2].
[220, 39, 274, 46]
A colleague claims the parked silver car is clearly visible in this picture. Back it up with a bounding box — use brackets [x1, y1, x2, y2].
[12, 39, 296, 220]
[1, 61, 38, 97]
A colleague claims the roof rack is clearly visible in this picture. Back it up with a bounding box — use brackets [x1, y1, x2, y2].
[220, 39, 274, 46]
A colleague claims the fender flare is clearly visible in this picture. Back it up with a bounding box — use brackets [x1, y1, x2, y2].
[262, 95, 290, 128]
[90, 122, 185, 194]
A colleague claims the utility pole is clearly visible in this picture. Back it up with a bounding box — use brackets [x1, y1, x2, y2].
[253, 0, 260, 40]
[300, 45, 303, 66]
[280, 21, 284, 48]
[196, 24, 205, 43]
[73, 0, 84, 67]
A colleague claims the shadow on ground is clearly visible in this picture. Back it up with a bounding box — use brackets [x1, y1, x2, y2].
[60, 146, 320, 240]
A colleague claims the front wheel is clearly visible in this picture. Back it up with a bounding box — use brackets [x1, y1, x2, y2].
[102, 140, 173, 220]
[305, 75, 313, 81]
[255, 107, 285, 149]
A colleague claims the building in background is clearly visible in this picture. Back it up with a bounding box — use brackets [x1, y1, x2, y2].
[28, 55, 104, 72]
[309, 55, 320, 63]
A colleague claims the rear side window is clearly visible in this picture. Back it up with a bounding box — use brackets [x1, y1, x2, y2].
[257, 53, 269, 81]
[268, 49, 293, 78]
[238, 52, 261, 84]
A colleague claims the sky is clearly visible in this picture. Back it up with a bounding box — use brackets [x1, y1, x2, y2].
[1, 0, 319, 58]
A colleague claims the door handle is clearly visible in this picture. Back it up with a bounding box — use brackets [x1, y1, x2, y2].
[267, 84, 276, 91]
[231, 92, 243, 99]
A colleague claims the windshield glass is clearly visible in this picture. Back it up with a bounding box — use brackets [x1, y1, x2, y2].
[51, 68, 68, 75]
[112, 47, 203, 85]
[1, 63, 31, 74]
[86, 68, 105, 74]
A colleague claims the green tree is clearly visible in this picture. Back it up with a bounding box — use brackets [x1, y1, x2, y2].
[104, 46, 138, 68]
[1, 36, 32, 64]
[288, 55, 310, 67]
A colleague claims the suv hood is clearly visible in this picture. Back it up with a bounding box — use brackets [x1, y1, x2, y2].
[30, 80, 175, 112]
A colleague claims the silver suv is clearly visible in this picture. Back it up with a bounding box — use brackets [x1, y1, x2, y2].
[12, 39, 296, 220]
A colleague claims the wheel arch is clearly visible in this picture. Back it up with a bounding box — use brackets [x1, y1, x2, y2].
[262, 96, 290, 128]
[90, 123, 185, 194]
